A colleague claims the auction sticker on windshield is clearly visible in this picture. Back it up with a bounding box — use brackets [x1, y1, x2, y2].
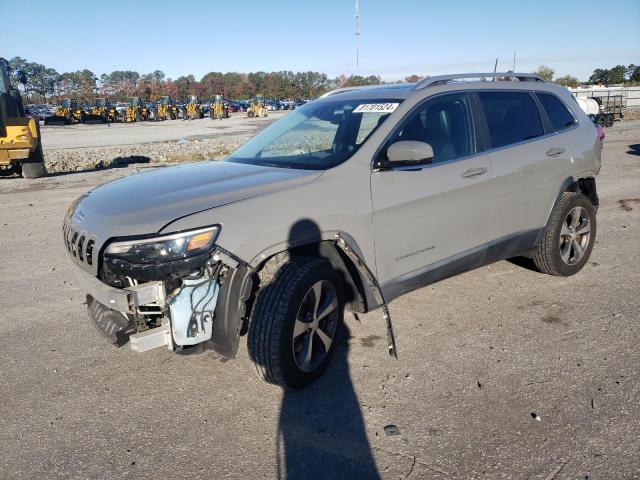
[353, 103, 400, 113]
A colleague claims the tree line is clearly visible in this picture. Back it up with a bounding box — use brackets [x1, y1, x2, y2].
[534, 64, 640, 88]
[7, 56, 640, 105]
[7, 56, 385, 104]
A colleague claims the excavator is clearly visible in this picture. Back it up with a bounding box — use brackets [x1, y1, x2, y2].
[0, 57, 46, 178]
[210, 94, 229, 120]
[247, 95, 268, 118]
[84, 98, 119, 123]
[44, 98, 85, 125]
[183, 95, 204, 120]
[123, 97, 151, 122]
[154, 96, 179, 121]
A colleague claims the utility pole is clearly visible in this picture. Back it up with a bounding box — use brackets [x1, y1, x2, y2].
[513, 49, 516, 71]
[355, 0, 360, 71]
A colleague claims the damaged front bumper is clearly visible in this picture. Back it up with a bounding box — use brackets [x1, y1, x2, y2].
[75, 249, 253, 358]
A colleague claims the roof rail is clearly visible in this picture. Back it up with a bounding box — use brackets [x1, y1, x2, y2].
[414, 72, 545, 90]
[319, 84, 387, 98]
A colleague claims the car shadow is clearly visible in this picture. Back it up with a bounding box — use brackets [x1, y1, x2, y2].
[273, 219, 381, 479]
[627, 144, 640, 156]
[276, 324, 380, 480]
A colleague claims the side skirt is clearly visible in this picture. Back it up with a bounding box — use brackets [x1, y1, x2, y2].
[380, 229, 542, 303]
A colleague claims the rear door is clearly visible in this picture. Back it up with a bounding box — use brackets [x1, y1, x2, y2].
[477, 91, 572, 249]
[371, 92, 492, 291]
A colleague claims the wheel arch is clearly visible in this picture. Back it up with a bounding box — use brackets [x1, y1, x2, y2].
[252, 239, 377, 317]
[540, 176, 598, 244]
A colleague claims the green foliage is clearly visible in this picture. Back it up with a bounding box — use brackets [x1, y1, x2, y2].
[588, 64, 638, 85]
[7, 56, 60, 101]
[534, 65, 555, 81]
[555, 75, 579, 88]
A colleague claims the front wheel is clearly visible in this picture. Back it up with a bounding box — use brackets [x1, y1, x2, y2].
[248, 256, 344, 389]
[532, 192, 596, 276]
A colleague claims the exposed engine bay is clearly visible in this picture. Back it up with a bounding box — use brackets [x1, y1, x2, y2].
[83, 254, 232, 354]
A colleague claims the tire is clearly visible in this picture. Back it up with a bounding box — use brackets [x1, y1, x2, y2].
[247, 110, 255, 118]
[248, 256, 344, 389]
[21, 142, 47, 179]
[87, 296, 136, 347]
[532, 192, 596, 276]
[0, 164, 19, 176]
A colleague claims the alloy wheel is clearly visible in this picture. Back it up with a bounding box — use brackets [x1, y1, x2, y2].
[559, 206, 591, 265]
[292, 280, 340, 372]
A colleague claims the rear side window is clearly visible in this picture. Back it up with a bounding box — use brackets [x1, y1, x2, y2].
[536, 92, 576, 131]
[478, 92, 544, 149]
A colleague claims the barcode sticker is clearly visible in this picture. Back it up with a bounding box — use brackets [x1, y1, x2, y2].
[353, 103, 400, 113]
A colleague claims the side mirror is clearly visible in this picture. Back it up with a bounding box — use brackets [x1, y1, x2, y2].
[17, 70, 28, 85]
[386, 140, 434, 166]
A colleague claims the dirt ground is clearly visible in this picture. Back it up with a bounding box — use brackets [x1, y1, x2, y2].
[0, 121, 639, 480]
[37, 112, 287, 173]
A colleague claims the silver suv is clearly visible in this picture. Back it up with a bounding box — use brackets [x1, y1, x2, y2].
[63, 73, 602, 389]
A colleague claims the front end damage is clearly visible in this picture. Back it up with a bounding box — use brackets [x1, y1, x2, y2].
[66, 222, 253, 358]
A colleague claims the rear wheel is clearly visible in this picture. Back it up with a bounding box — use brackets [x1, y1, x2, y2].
[248, 256, 344, 389]
[532, 192, 596, 276]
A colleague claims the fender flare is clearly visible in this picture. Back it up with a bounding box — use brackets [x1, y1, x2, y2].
[209, 234, 380, 359]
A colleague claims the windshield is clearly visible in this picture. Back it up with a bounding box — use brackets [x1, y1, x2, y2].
[160, 97, 170, 105]
[61, 99, 71, 108]
[227, 98, 401, 170]
[129, 98, 140, 106]
[93, 99, 106, 107]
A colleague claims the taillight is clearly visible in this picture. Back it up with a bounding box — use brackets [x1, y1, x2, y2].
[596, 124, 605, 141]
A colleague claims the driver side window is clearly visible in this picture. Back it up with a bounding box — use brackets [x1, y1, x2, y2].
[393, 93, 475, 164]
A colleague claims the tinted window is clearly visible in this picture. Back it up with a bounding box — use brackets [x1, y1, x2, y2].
[478, 92, 544, 149]
[393, 93, 475, 163]
[537, 92, 576, 131]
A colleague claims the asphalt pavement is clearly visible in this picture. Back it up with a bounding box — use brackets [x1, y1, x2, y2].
[1, 121, 639, 479]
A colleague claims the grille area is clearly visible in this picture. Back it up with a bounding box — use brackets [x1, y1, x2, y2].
[63, 221, 97, 273]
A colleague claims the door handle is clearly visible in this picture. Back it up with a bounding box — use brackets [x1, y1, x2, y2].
[461, 167, 488, 178]
[546, 147, 565, 157]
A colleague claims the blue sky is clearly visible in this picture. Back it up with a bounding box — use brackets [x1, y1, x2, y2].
[2, 0, 638, 81]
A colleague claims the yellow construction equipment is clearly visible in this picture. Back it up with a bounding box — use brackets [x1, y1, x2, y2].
[0, 58, 47, 178]
[44, 98, 85, 125]
[154, 96, 179, 121]
[85, 98, 119, 123]
[183, 95, 204, 120]
[210, 95, 229, 120]
[124, 97, 151, 122]
[247, 95, 268, 118]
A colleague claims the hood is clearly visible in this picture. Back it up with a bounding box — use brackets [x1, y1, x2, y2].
[74, 161, 321, 238]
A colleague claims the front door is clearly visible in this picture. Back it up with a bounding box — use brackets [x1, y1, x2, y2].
[371, 92, 492, 295]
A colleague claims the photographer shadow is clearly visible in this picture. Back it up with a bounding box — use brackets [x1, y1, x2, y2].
[275, 219, 380, 480]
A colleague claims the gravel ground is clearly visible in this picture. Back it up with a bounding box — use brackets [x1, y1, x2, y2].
[38, 112, 286, 173]
[0, 120, 639, 479]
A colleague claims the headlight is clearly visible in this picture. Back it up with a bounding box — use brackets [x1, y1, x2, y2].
[104, 226, 220, 264]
